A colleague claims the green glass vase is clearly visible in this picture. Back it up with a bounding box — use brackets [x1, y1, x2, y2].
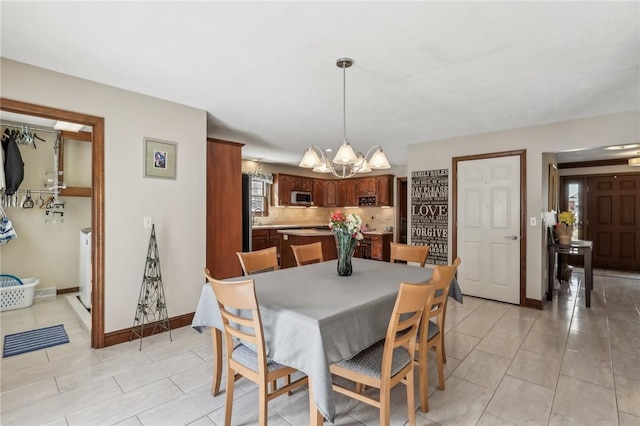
[335, 231, 358, 276]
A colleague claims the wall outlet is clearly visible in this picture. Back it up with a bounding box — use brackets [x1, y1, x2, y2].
[143, 217, 152, 228]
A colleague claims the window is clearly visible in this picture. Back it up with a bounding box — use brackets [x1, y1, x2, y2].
[251, 178, 269, 216]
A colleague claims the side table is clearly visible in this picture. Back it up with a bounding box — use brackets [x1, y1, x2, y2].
[547, 240, 593, 307]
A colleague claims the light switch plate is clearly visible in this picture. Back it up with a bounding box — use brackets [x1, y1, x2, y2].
[144, 217, 152, 228]
[529, 217, 536, 226]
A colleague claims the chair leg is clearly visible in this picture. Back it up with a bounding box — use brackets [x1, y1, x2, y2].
[287, 374, 293, 396]
[418, 344, 429, 412]
[436, 342, 445, 390]
[380, 387, 391, 426]
[441, 311, 448, 364]
[258, 381, 268, 426]
[406, 367, 416, 426]
[211, 328, 223, 396]
[224, 367, 235, 426]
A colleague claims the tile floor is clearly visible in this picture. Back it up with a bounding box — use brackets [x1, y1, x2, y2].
[1, 269, 639, 425]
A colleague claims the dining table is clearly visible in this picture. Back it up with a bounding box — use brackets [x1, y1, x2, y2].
[192, 257, 463, 424]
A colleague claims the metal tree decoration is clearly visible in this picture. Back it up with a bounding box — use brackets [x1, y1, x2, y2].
[130, 224, 172, 350]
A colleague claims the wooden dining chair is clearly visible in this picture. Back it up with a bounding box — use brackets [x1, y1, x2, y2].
[329, 271, 440, 426]
[290, 242, 324, 266]
[236, 246, 279, 275]
[204, 269, 308, 426]
[390, 242, 430, 267]
[415, 257, 461, 412]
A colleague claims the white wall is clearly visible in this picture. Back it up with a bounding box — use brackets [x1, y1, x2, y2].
[1, 59, 207, 333]
[0, 127, 91, 290]
[408, 111, 640, 301]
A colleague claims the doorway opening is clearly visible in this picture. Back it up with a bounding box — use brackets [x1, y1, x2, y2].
[1, 98, 106, 348]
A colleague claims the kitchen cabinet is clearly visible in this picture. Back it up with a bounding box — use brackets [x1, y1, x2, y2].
[269, 229, 282, 259]
[339, 179, 357, 207]
[278, 229, 338, 269]
[370, 233, 392, 261]
[313, 179, 324, 207]
[251, 228, 284, 261]
[251, 229, 270, 251]
[273, 173, 393, 208]
[207, 138, 243, 279]
[324, 180, 338, 207]
[357, 177, 377, 196]
[376, 175, 394, 206]
[273, 174, 292, 206]
[288, 175, 313, 191]
[273, 173, 315, 206]
[354, 232, 392, 262]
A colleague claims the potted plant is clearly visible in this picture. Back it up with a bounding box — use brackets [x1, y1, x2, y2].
[555, 210, 576, 245]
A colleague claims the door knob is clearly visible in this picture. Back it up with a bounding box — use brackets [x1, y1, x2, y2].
[505, 235, 518, 240]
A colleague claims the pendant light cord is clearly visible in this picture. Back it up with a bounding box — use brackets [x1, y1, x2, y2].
[342, 61, 347, 142]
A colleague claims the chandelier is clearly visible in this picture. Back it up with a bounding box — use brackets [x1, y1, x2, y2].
[299, 58, 390, 179]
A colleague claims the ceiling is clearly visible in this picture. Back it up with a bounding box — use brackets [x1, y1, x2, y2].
[1, 2, 639, 167]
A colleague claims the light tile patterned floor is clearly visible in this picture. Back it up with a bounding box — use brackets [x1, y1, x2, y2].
[1, 269, 639, 425]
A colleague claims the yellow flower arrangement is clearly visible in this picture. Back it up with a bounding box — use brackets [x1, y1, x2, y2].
[555, 210, 575, 244]
[558, 210, 576, 226]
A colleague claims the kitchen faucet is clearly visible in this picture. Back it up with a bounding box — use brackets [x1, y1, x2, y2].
[252, 207, 263, 226]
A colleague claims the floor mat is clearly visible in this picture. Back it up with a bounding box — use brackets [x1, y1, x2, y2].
[3, 324, 69, 358]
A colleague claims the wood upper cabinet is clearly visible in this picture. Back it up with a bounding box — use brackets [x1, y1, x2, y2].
[273, 173, 315, 206]
[357, 177, 377, 196]
[273, 173, 392, 207]
[339, 179, 357, 207]
[287, 175, 313, 191]
[301, 177, 313, 192]
[376, 175, 394, 206]
[313, 179, 324, 207]
[273, 174, 293, 206]
[324, 180, 338, 207]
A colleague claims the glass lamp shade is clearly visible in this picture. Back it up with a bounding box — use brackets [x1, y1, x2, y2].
[355, 155, 372, 173]
[629, 157, 640, 167]
[333, 141, 358, 165]
[313, 157, 333, 173]
[299, 147, 322, 168]
[368, 148, 391, 169]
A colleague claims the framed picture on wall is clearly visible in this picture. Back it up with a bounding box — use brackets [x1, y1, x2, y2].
[144, 138, 177, 179]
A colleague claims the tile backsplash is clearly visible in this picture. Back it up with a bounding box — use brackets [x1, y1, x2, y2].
[256, 206, 395, 231]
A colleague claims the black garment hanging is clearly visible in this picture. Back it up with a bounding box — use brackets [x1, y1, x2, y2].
[2, 128, 24, 195]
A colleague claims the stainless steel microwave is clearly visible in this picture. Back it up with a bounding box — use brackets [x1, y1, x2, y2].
[291, 191, 313, 205]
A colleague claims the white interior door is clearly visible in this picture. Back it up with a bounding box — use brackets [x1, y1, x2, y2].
[457, 155, 520, 304]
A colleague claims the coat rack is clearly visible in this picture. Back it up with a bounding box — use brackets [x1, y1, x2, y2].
[130, 224, 172, 350]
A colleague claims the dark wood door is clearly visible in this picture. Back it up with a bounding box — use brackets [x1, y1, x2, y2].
[586, 174, 640, 271]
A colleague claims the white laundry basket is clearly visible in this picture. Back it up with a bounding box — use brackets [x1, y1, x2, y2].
[0, 277, 39, 311]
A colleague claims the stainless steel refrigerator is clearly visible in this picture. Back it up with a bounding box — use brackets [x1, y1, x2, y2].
[242, 174, 252, 252]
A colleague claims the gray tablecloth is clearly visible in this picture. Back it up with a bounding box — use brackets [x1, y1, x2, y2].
[192, 258, 462, 421]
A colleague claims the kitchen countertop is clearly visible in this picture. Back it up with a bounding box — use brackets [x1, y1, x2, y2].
[276, 229, 394, 237]
[277, 229, 334, 237]
[253, 223, 327, 230]
[363, 231, 394, 235]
